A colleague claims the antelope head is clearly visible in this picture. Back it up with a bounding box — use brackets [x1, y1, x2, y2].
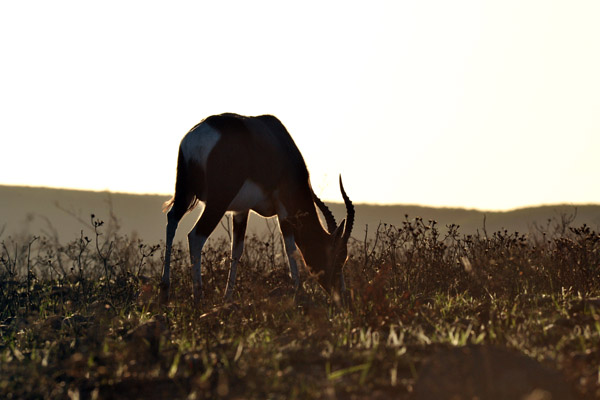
[313, 175, 355, 296]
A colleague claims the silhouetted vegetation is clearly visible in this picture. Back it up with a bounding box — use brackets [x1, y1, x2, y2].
[1, 213, 599, 398]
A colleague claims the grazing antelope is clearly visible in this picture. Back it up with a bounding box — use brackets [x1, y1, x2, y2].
[160, 113, 354, 303]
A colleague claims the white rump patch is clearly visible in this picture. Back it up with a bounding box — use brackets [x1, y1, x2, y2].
[180, 123, 221, 170]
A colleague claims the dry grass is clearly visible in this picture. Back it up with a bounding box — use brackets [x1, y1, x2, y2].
[1, 213, 599, 399]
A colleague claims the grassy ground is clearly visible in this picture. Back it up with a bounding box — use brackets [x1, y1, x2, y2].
[1, 214, 599, 399]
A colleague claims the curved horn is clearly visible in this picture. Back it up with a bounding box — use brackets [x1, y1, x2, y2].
[313, 192, 337, 234]
[339, 175, 354, 242]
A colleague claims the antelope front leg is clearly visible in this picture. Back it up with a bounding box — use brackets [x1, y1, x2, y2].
[224, 212, 248, 300]
[160, 211, 180, 304]
[280, 221, 300, 289]
[188, 233, 207, 302]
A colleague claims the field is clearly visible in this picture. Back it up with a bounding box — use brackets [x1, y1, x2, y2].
[1, 213, 599, 399]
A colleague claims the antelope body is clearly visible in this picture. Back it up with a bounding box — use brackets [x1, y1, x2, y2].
[160, 113, 354, 302]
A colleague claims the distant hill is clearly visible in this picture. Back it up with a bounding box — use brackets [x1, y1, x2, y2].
[1, 185, 599, 245]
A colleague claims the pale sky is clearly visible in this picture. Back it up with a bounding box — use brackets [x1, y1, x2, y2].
[1, 1, 599, 211]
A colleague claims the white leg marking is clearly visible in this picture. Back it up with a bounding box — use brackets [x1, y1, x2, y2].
[225, 239, 244, 299]
[225, 243, 244, 299]
[188, 233, 207, 301]
[276, 203, 300, 288]
[161, 212, 179, 301]
[224, 212, 248, 300]
[283, 232, 300, 288]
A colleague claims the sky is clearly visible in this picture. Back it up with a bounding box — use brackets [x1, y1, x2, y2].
[1, 1, 599, 211]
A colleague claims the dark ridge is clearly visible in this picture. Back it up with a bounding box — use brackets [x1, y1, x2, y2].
[1, 184, 599, 244]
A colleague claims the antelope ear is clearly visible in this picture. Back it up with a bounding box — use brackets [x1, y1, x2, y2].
[332, 219, 346, 245]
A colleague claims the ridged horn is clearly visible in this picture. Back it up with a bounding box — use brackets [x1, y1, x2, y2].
[313, 192, 337, 234]
[339, 175, 354, 242]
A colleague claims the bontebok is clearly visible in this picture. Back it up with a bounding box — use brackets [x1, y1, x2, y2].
[161, 113, 354, 302]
